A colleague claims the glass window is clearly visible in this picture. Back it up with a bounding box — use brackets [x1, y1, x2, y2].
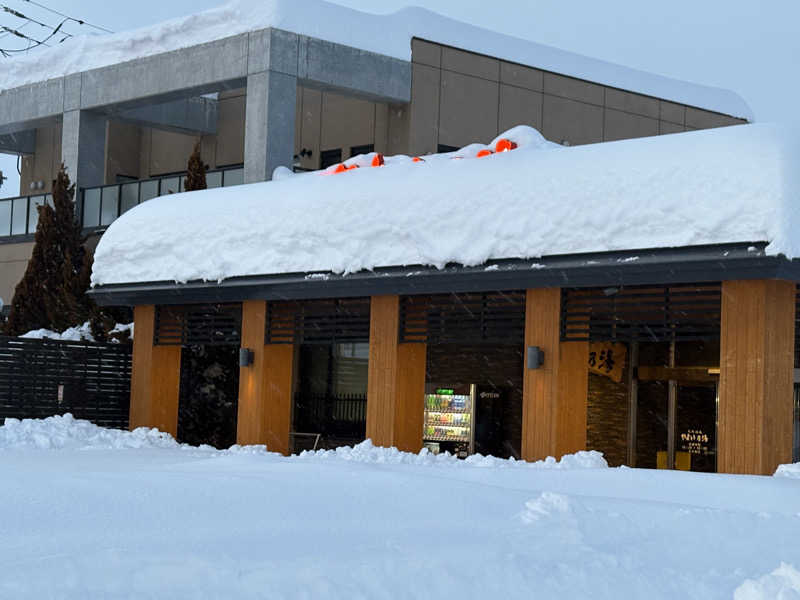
[0, 200, 12, 236]
[140, 180, 159, 202]
[27, 195, 47, 233]
[120, 182, 139, 215]
[206, 171, 223, 189]
[222, 168, 243, 187]
[100, 186, 119, 226]
[82, 188, 101, 228]
[160, 177, 180, 195]
[11, 197, 28, 235]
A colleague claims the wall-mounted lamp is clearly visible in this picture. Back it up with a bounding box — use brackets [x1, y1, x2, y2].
[239, 347, 254, 368]
[527, 346, 544, 370]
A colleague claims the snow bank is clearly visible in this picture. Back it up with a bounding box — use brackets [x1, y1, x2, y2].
[734, 564, 800, 600]
[774, 462, 800, 479]
[92, 122, 800, 286]
[0, 0, 751, 119]
[297, 439, 607, 469]
[0, 414, 179, 450]
[20, 321, 134, 342]
[20, 321, 95, 342]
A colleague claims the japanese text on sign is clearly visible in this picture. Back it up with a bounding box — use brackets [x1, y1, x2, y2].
[588, 342, 627, 383]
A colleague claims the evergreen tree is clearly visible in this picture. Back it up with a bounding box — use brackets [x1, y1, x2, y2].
[184, 141, 207, 192]
[4, 165, 94, 335]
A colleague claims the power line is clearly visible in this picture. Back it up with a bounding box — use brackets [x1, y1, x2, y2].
[0, 2, 99, 56]
[19, 0, 113, 34]
[1, 4, 76, 40]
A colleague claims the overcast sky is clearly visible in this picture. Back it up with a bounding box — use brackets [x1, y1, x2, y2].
[1, 0, 798, 196]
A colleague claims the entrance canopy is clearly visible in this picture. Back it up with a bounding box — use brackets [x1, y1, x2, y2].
[90, 123, 800, 305]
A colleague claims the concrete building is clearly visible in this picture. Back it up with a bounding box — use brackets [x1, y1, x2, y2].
[0, 7, 749, 305]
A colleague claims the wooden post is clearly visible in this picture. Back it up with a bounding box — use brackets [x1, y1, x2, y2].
[236, 300, 293, 455]
[366, 295, 426, 452]
[522, 288, 588, 461]
[718, 280, 795, 475]
[555, 340, 589, 458]
[129, 305, 181, 436]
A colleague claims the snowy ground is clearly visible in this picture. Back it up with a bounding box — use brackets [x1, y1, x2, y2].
[1, 415, 799, 599]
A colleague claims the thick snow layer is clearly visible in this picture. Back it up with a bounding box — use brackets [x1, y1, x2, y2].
[92, 123, 800, 286]
[19, 321, 134, 342]
[1, 416, 800, 599]
[0, 0, 751, 120]
[20, 321, 95, 342]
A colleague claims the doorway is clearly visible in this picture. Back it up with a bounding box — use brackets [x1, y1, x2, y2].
[633, 341, 719, 472]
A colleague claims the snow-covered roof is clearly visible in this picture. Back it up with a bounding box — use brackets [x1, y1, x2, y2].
[0, 0, 752, 120]
[91, 123, 800, 287]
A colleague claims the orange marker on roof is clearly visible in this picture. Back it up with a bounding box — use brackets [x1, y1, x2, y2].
[412, 157, 424, 163]
[332, 163, 347, 174]
[495, 138, 518, 153]
[371, 153, 385, 167]
[476, 149, 493, 158]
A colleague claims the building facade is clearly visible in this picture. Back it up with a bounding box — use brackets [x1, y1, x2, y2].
[0, 29, 746, 303]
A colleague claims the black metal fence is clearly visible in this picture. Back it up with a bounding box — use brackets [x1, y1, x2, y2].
[0, 336, 132, 429]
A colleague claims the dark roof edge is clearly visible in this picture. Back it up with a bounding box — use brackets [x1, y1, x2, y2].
[89, 242, 798, 306]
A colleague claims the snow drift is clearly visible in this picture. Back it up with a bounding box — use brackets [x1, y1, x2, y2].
[0, 0, 751, 119]
[91, 122, 800, 286]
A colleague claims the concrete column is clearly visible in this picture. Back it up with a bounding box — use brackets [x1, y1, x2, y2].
[718, 280, 795, 475]
[61, 109, 106, 189]
[243, 70, 297, 183]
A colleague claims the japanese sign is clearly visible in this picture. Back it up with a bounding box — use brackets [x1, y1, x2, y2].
[588, 342, 627, 383]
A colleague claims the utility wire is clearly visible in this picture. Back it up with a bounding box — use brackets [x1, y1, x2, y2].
[19, 0, 113, 33]
[0, 2, 96, 55]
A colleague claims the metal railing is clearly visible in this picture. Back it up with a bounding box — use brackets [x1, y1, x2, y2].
[80, 165, 244, 230]
[0, 193, 53, 238]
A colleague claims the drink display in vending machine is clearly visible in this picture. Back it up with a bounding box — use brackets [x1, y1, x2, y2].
[422, 383, 475, 458]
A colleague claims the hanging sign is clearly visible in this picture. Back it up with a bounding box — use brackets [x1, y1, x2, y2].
[588, 342, 627, 383]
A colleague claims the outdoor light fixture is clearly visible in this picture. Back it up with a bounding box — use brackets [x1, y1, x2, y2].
[239, 348, 254, 368]
[527, 346, 544, 370]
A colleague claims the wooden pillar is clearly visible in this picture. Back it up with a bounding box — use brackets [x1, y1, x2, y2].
[555, 340, 589, 458]
[521, 288, 588, 461]
[236, 300, 293, 455]
[366, 295, 427, 452]
[129, 305, 181, 436]
[718, 280, 795, 475]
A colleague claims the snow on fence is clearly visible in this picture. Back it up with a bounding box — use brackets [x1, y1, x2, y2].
[0, 336, 131, 429]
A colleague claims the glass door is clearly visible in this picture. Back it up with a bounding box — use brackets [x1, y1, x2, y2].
[675, 383, 718, 473]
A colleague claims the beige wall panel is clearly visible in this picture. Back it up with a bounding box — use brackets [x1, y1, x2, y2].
[499, 85, 543, 133]
[408, 64, 440, 156]
[604, 108, 659, 142]
[411, 38, 441, 67]
[106, 120, 142, 183]
[374, 103, 389, 154]
[387, 103, 410, 156]
[500, 62, 543, 91]
[685, 108, 744, 129]
[605, 88, 659, 119]
[439, 70, 499, 148]
[320, 91, 375, 157]
[0, 241, 34, 302]
[442, 47, 499, 81]
[659, 121, 685, 135]
[139, 128, 152, 178]
[148, 129, 198, 176]
[544, 73, 604, 105]
[298, 87, 322, 170]
[660, 101, 685, 125]
[542, 95, 603, 146]
[215, 93, 246, 167]
[20, 123, 62, 194]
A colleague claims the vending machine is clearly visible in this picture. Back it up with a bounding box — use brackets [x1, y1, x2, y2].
[422, 384, 475, 458]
